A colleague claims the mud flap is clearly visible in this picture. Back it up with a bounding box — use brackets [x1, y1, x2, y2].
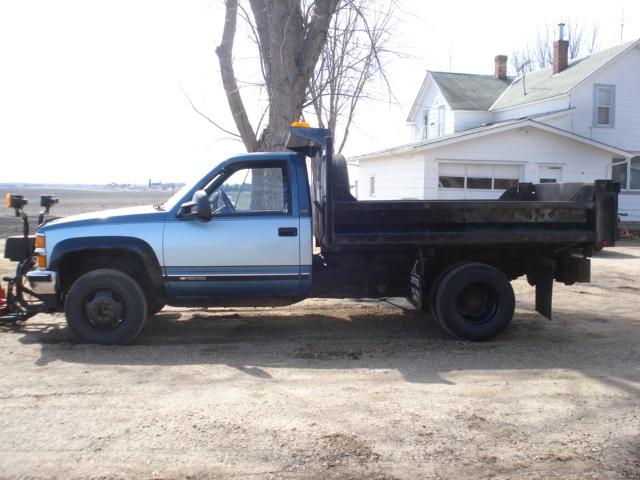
[528, 258, 555, 320]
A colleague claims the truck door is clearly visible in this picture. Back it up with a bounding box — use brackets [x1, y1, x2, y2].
[163, 160, 303, 298]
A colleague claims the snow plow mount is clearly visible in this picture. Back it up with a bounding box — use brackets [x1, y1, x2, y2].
[1, 194, 58, 323]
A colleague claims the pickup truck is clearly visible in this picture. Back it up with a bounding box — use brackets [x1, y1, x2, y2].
[1, 125, 619, 344]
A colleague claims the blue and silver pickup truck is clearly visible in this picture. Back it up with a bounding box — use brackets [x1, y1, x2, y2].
[1, 126, 620, 344]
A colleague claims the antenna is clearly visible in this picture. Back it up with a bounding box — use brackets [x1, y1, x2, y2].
[518, 60, 531, 96]
[621, 9, 625, 43]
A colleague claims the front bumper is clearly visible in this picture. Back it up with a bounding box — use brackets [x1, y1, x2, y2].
[26, 270, 58, 295]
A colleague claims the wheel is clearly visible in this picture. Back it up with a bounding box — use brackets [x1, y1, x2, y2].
[331, 154, 357, 201]
[148, 300, 166, 316]
[433, 262, 515, 341]
[64, 268, 147, 344]
[422, 262, 466, 321]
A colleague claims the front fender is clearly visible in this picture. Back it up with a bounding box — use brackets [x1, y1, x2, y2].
[49, 236, 165, 296]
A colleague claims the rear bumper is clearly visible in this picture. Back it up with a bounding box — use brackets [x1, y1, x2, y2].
[26, 270, 58, 295]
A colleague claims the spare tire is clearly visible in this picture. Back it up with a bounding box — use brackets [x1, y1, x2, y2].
[331, 154, 356, 201]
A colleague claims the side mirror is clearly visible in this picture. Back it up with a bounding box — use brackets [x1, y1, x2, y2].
[177, 190, 212, 221]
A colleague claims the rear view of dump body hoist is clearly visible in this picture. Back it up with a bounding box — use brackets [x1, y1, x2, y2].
[0, 194, 59, 322]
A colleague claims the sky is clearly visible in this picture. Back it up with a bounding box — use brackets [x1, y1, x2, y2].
[1, 0, 639, 185]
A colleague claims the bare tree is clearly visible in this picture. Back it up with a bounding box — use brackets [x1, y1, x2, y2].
[510, 20, 600, 73]
[209, 0, 399, 207]
[214, 0, 339, 209]
[306, 0, 396, 154]
[216, 0, 339, 153]
[510, 48, 534, 74]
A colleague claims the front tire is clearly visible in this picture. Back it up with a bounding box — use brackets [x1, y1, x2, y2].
[65, 269, 147, 344]
[433, 262, 515, 341]
[147, 300, 166, 316]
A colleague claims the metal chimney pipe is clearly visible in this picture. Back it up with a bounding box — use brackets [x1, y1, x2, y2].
[558, 23, 566, 41]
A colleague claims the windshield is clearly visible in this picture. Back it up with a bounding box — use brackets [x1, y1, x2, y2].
[155, 165, 216, 211]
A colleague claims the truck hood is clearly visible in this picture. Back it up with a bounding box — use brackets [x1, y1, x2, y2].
[38, 205, 166, 232]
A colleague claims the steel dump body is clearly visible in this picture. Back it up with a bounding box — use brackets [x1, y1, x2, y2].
[332, 199, 597, 246]
[288, 126, 619, 252]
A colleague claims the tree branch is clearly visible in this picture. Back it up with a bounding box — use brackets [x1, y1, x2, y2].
[216, 0, 259, 152]
[180, 85, 241, 138]
[298, 0, 339, 77]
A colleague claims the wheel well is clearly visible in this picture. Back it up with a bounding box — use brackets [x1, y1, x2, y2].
[58, 249, 155, 296]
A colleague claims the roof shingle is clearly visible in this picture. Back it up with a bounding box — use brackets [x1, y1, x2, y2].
[430, 72, 512, 110]
[491, 41, 636, 110]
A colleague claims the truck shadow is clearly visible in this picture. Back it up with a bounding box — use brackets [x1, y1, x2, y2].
[594, 249, 639, 259]
[9, 307, 640, 393]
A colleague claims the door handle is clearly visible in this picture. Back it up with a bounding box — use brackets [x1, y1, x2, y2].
[278, 227, 298, 237]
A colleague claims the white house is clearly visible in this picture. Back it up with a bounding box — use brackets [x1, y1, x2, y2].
[352, 33, 640, 222]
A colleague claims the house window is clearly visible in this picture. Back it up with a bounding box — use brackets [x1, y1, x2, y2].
[422, 111, 429, 140]
[593, 84, 615, 127]
[369, 176, 375, 196]
[439, 176, 465, 188]
[632, 157, 640, 189]
[494, 179, 519, 189]
[467, 178, 492, 189]
[612, 157, 640, 190]
[438, 163, 521, 190]
[437, 105, 445, 136]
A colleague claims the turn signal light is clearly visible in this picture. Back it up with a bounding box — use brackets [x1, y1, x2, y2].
[35, 235, 46, 249]
[36, 254, 47, 268]
[4, 193, 10, 208]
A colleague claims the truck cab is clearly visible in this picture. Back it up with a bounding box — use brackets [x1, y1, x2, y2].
[162, 152, 313, 301]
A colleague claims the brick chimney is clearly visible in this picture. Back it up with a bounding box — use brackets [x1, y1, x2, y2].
[553, 23, 569, 74]
[494, 55, 508, 80]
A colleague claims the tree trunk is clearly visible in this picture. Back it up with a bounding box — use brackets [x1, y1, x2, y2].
[217, 0, 338, 208]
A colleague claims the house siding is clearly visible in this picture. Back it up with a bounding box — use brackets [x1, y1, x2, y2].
[569, 45, 640, 152]
[357, 151, 426, 200]
[410, 81, 456, 141]
[357, 127, 612, 202]
[454, 111, 494, 132]
[427, 128, 609, 197]
[619, 195, 640, 221]
[492, 96, 571, 122]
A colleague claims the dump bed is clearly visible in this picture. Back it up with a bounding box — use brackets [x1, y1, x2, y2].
[286, 127, 619, 251]
[330, 180, 618, 247]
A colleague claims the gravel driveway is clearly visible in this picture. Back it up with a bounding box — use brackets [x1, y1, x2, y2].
[0, 242, 639, 479]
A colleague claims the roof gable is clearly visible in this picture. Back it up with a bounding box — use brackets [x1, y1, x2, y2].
[430, 72, 512, 110]
[407, 71, 512, 122]
[491, 39, 640, 111]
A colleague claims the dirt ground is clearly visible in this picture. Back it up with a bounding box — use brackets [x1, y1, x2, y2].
[0, 191, 639, 479]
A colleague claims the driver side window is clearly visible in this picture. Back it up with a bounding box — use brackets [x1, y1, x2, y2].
[209, 165, 289, 215]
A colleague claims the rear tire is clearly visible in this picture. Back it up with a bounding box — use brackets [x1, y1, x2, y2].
[65, 268, 147, 345]
[422, 262, 466, 326]
[433, 262, 514, 341]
